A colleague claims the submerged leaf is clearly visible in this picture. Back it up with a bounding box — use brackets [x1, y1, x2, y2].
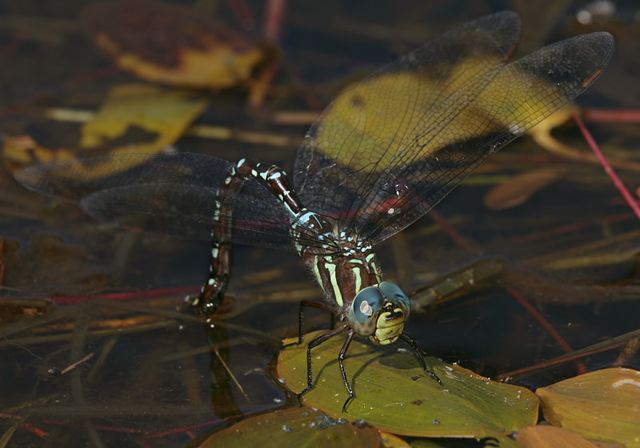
[197, 406, 381, 448]
[483, 168, 563, 210]
[83, 0, 267, 89]
[3, 84, 207, 179]
[277, 331, 538, 437]
[81, 83, 207, 150]
[536, 368, 640, 447]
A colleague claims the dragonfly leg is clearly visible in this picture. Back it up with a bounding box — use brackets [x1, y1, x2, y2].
[338, 330, 356, 413]
[299, 326, 346, 397]
[297, 300, 334, 344]
[400, 333, 443, 386]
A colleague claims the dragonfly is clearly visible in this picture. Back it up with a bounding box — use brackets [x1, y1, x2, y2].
[16, 12, 613, 411]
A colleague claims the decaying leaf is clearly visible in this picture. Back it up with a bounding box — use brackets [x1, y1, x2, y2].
[536, 368, 640, 448]
[483, 168, 563, 210]
[529, 106, 640, 172]
[277, 330, 538, 438]
[1, 236, 108, 296]
[197, 406, 381, 448]
[82, 0, 268, 89]
[2, 135, 78, 174]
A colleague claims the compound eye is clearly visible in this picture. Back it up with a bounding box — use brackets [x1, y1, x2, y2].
[352, 286, 383, 324]
[359, 299, 373, 316]
[378, 281, 410, 309]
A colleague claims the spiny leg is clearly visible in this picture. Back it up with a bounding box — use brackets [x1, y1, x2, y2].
[194, 158, 308, 321]
[400, 333, 443, 386]
[299, 326, 347, 396]
[338, 330, 356, 413]
[297, 300, 335, 344]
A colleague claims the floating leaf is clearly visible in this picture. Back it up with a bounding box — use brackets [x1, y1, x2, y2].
[197, 406, 381, 448]
[379, 431, 410, 447]
[483, 168, 563, 210]
[82, 0, 267, 89]
[409, 435, 519, 447]
[515, 425, 599, 448]
[536, 368, 640, 447]
[277, 331, 538, 437]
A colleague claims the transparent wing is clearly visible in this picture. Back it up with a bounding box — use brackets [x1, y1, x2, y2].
[293, 12, 613, 245]
[357, 32, 614, 243]
[293, 11, 522, 224]
[14, 152, 296, 250]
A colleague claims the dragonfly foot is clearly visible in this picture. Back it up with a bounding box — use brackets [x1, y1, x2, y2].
[341, 393, 355, 413]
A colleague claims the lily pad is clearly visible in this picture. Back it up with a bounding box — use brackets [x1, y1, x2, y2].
[277, 331, 538, 437]
[536, 367, 640, 447]
[515, 425, 598, 448]
[197, 406, 381, 447]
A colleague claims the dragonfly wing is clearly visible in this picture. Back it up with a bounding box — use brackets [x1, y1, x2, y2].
[292, 11, 612, 245]
[353, 32, 614, 244]
[15, 152, 295, 250]
[293, 11, 521, 224]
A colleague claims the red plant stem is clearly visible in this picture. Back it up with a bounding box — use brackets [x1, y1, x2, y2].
[227, 0, 255, 31]
[0, 413, 49, 438]
[263, 0, 286, 42]
[143, 418, 224, 439]
[584, 108, 640, 123]
[20, 422, 49, 438]
[573, 112, 640, 220]
[0, 239, 5, 286]
[429, 209, 586, 374]
[429, 209, 481, 255]
[497, 339, 628, 380]
[511, 212, 632, 243]
[506, 287, 586, 374]
[51, 285, 199, 305]
[91, 424, 142, 434]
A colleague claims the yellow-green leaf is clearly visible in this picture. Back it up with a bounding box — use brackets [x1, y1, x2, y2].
[536, 367, 640, 447]
[277, 331, 538, 438]
[4, 84, 207, 179]
[80, 84, 207, 150]
[315, 56, 562, 172]
[197, 406, 381, 448]
[380, 431, 411, 448]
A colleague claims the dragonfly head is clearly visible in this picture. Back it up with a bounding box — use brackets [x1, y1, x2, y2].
[348, 281, 411, 346]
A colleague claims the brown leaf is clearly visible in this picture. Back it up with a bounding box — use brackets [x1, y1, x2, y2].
[484, 168, 563, 210]
[82, 0, 268, 89]
[536, 368, 640, 448]
[516, 425, 598, 448]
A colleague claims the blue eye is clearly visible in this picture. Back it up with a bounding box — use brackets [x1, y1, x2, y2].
[352, 286, 383, 324]
[378, 282, 410, 309]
